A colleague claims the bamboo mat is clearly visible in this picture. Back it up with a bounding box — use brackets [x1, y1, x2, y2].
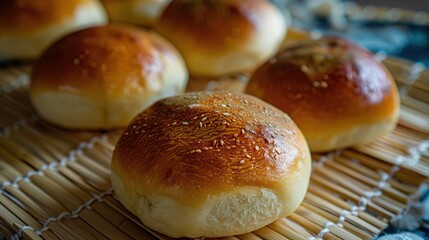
[0, 57, 428, 240]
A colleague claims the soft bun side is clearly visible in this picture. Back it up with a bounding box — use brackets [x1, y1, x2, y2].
[246, 36, 400, 152]
[30, 24, 188, 129]
[155, 0, 286, 77]
[0, 0, 107, 59]
[101, 0, 171, 26]
[111, 92, 311, 238]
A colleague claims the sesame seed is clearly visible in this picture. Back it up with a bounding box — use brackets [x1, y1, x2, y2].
[223, 113, 230, 116]
[246, 154, 251, 159]
[241, 129, 245, 134]
[201, 117, 207, 121]
[195, 149, 202, 153]
[255, 146, 260, 151]
[188, 104, 203, 109]
[239, 160, 245, 164]
[182, 122, 189, 125]
[301, 65, 309, 72]
[220, 140, 225, 146]
[221, 104, 227, 107]
[320, 81, 328, 88]
[199, 122, 203, 128]
[243, 100, 248, 104]
[313, 81, 320, 87]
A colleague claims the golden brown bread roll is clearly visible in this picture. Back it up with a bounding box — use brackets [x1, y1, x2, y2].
[30, 24, 188, 129]
[100, 0, 170, 27]
[111, 92, 311, 238]
[155, 0, 286, 77]
[0, 0, 107, 59]
[246, 36, 400, 152]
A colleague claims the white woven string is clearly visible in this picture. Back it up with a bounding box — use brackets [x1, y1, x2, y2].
[0, 74, 29, 95]
[0, 134, 109, 194]
[399, 62, 425, 96]
[308, 139, 428, 240]
[11, 188, 113, 239]
[0, 115, 38, 137]
[312, 151, 341, 170]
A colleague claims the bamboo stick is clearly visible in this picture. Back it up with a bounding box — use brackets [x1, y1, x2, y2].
[0, 64, 428, 240]
[253, 227, 289, 240]
[237, 233, 263, 240]
[308, 184, 388, 229]
[268, 220, 308, 240]
[118, 220, 159, 240]
[276, 218, 315, 238]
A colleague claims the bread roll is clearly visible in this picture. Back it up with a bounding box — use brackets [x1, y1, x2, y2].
[100, 0, 170, 26]
[0, 0, 107, 59]
[155, 0, 286, 77]
[30, 24, 188, 129]
[111, 92, 311, 238]
[246, 36, 400, 152]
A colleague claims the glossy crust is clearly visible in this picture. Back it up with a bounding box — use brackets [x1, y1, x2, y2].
[246, 36, 400, 152]
[30, 24, 188, 129]
[155, 0, 286, 77]
[100, 0, 171, 26]
[0, 0, 107, 59]
[111, 92, 311, 237]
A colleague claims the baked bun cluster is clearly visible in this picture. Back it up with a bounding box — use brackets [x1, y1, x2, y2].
[30, 24, 188, 129]
[0, 0, 107, 59]
[100, 0, 171, 27]
[111, 92, 311, 238]
[155, 0, 286, 77]
[246, 36, 400, 152]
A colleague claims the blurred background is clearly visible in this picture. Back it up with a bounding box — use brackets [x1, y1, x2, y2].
[273, 0, 429, 66]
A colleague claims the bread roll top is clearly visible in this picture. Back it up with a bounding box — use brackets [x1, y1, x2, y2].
[113, 92, 310, 201]
[31, 24, 182, 99]
[246, 36, 399, 147]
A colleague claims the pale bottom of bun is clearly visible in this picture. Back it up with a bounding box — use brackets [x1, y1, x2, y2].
[111, 171, 308, 238]
[30, 89, 178, 129]
[307, 114, 398, 152]
[0, 3, 106, 59]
